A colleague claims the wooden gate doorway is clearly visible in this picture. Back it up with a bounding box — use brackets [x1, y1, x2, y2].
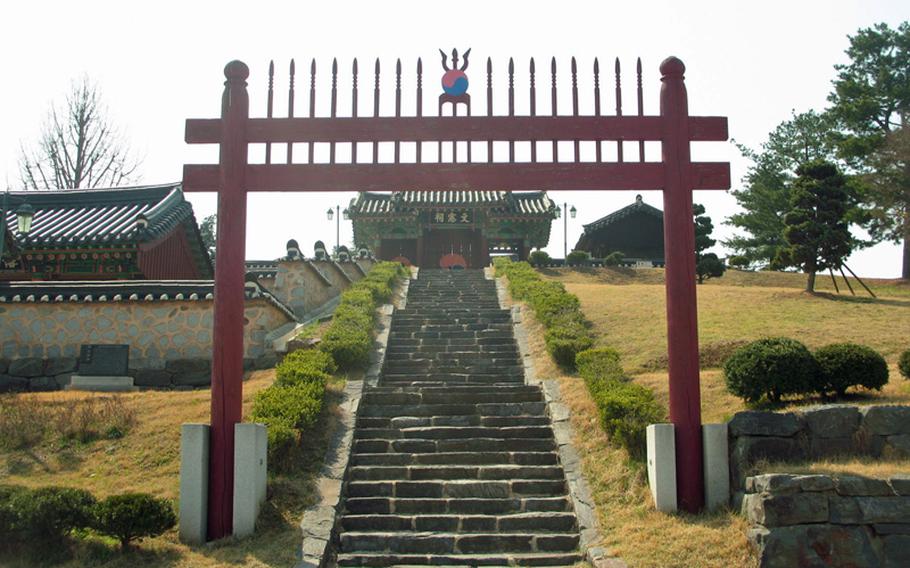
[184, 50, 731, 538]
[422, 228, 482, 268]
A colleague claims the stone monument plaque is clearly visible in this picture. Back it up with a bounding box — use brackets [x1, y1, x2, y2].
[78, 344, 130, 376]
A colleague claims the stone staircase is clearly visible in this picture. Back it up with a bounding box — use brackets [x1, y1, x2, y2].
[333, 269, 583, 567]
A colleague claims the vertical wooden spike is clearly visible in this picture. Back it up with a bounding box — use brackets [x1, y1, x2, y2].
[395, 58, 401, 163]
[308, 59, 316, 164]
[551, 57, 558, 162]
[594, 58, 601, 163]
[330, 58, 338, 164]
[486, 57, 493, 163]
[352, 58, 359, 163]
[287, 59, 296, 164]
[615, 57, 624, 162]
[416, 58, 423, 163]
[571, 57, 579, 162]
[637, 57, 645, 162]
[265, 60, 274, 164]
[373, 58, 380, 164]
[530, 58, 537, 163]
[508, 57, 515, 162]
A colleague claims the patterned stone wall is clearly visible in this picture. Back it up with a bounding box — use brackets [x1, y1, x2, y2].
[0, 298, 290, 370]
[272, 259, 374, 318]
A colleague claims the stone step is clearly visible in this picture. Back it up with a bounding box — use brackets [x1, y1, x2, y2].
[348, 465, 565, 481]
[351, 452, 559, 467]
[336, 552, 583, 567]
[382, 353, 521, 364]
[339, 531, 580, 555]
[345, 480, 568, 500]
[353, 426, 554, 441]
[352, 437, 558, 454]
[358, 402, 548, 418]
[388, 331, 514, 340]
[385, 344, 519, 354]
[343, 496, 574, 515]
[362, 389, 542, 406]
[357, 415, 551, 429]
[378, 377, 527, 387]
[340, 512, 578, 533]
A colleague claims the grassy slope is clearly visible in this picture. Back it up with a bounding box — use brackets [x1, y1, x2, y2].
[519, 267, 908, 567]
[0, 370, 347, 567]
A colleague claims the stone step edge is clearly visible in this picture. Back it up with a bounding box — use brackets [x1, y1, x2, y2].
[333, 551, 584, 567]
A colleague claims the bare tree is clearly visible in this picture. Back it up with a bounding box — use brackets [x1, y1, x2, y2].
[18, 76, 140, 190]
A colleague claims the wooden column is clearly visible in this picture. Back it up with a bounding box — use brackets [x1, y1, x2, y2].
[659, 56, 704, 513]
[209, 60, 250, 539]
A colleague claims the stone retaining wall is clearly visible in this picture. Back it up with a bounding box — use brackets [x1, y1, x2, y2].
[0, 298, 288, 391]
[272, 259, 374, 319]
[743, 472, 910, 567]
[729, 405, 910, 493]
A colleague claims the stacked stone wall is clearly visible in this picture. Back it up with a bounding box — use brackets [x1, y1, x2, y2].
[0, 298, 288, 391]
[271, 259, 373, 318]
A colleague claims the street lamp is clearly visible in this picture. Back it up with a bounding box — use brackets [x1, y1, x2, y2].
[326, 205, 350, 256]
[0, 192, 35, 264]
[559, 202, 577, 260]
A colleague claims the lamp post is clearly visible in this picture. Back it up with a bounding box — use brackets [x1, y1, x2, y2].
[556, 202, 577, 260]
[0, 191, 36, 266]
[326, 205, 350, 256]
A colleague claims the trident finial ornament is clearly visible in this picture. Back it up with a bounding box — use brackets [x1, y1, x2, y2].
[438, 48, 472, 116]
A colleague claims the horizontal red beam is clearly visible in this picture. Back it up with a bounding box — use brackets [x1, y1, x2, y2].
[185, 116, 727, 145]
[182, 162, 729, 193]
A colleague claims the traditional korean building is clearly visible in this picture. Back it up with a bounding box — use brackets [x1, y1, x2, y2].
[573, 194, 665, 265]
[0, 183, 212, 281]
[346, 190, 558, 268]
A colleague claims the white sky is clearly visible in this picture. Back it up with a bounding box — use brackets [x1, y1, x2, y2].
[1, 0, 906, 277]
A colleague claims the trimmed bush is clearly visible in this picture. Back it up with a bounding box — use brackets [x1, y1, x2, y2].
[494, 258, 595, 369]
[728, 255, 750, 269]
[899, 349, 910, 380]
[591, 380, 665, 461]
[93, 493, 176, 550]
[723, 337, 819, 403]
[603, 251, 625, 266]
[10, 486, 96, 542]
[251, 381, 324, 467]
[566, 250, 590, 265]
[815, 343, 889, 396]
[275, 349, 335, 388]
[0, 485, 27, 539]
[529, 250, 551, 266]
[576, 347, 622, 382]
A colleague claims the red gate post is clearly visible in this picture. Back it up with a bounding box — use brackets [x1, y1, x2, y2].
[208, 60, 250, 539]
[659, 57, 704, 513]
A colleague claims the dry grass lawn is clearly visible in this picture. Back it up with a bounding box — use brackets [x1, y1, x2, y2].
[0, 370, 348, 567]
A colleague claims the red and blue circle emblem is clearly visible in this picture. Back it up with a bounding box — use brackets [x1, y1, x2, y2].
[442, 69, 469, 96]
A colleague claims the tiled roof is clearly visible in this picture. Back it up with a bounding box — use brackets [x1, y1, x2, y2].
[0, 280, 297, 321]
[3, 183, 196, 247]
[582, 195, 663, 233]
[348, 191, 556, 217]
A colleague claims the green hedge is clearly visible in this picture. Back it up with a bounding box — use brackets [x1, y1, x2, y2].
[899, 349, 910, 380]
[493, 258, 594, 369]
[1, 486, 174, 553]
[576, 348, 665, 461]
[320, 261, 407, 371]
[815, 343, 889, 396]
[723, 337, 819, 403]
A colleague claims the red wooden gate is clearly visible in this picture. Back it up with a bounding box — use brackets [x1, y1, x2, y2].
[184, 52, 730, 539]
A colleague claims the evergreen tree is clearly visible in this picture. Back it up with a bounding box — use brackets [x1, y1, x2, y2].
[200, 214, 217, 265]
[828, 22, 910, 278]
[725, 110, 838, 267]
[694, 203, 725, 283]
[775, 161, 854, 292]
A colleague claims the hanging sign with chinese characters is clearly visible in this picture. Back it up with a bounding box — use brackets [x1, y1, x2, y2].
[431, 210, 472, 224]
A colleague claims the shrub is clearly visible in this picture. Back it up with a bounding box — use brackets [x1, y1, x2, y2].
[93, 493, 176, 550]
[728, 255, 750, 269]
[586, 376, 665, 460]
[603, 251, 625, 266]
[10, 486, 96, 542]
[723, 337, 819, 403]
[282, 348, 338, 375]
[0, 485, 27, 539]
[899, 349, 910, 380]
[251, 382, 324, 431]
[320, 325, 372, 371]
[544, 319, 595, 369]
[566, 250, 590, 265]
[576, 347, 622, 382]
[815, 343, 889, 396]
[528, 250, 551, 266]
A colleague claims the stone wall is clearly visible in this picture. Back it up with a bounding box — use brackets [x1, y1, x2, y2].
[0, 298, 290, 390]
[743, 472, 910, 567]
[729, 405, 910, 492]
[730, 405, 910, 567]
[271, 259, 373, 319]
